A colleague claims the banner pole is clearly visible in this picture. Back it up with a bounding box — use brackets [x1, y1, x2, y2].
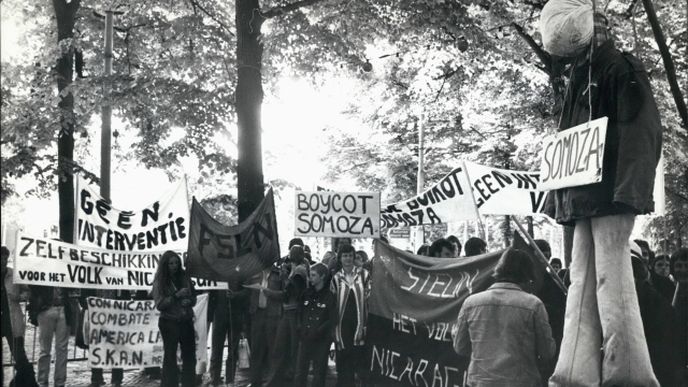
[73, 175, 79, 244]
[512, 217, 568, 295]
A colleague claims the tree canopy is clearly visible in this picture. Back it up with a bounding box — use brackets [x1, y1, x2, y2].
[1, 0, 686, 249]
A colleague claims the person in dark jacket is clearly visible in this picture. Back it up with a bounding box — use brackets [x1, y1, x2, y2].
[532, 239, 566, 381]
[151, 251, 197, 387]
[464, 237, 487, 257]
[265, 245, 309, 387]
[670, 248, 688, 384]
[630, 244, 680, 387]
[244, 260, 284, 387]
[2, 246, 38, 387]
[649, 254, 676, 303]
[541, 11, 662, 387]
[293, 263, 336, 387]
[208, 286, 249, 387]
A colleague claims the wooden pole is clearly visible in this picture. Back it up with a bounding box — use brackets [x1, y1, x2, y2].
[100, 11, 113, 201]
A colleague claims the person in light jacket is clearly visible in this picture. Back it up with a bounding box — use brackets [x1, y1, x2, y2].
[453, 248, 556, 387]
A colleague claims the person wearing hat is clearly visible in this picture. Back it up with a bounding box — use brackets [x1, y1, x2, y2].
[540, 1, 662, 385]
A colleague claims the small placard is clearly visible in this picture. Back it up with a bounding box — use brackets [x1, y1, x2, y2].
[539, 117, 608, 190]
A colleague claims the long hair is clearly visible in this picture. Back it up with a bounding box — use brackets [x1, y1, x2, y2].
[493, 248, 534, 284]
[151, 250, 185, 301]
[335, 244, 356, 273]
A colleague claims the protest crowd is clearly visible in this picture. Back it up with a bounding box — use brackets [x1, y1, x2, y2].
[3, 233, 688, 387]
[2, 1, 688, 387]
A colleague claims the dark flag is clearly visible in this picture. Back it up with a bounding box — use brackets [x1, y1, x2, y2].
[367, 240, 503, 387]
[186, 189, 280, 287]
[512, 229, 566, 294]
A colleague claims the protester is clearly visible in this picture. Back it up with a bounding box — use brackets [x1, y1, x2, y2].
[266, 245, 309, 386]
[453, 248, 556, 387]
[245, 258, 284, 387]
[463, 237, 487, 256]
[151, 251, 197, 387]
[293, 263, 336, 387]
[2, 246, 38, 387]
[278, 238, 304, 267]
[332, 237, 352, 255]
[652, 254, 671, 278]
[532, 239, 566, 369]
[29, 275, 76, 387]
[428, 238, 455, 258]
[322, 250, 336, 268]
[416, 244, 430, 256]
[303, 245, 315, 264]
[649, 253, 676, 303]
[541, 7, 662, 385]
[208, 286, 249, 387]
[670, 248, 688, 383]
[354, 250, 369, 267]
[630, 242, 679, 387]
[635, 239, 655, 267]
[446, 235, 462, 257]
[331, 244, 369, 387]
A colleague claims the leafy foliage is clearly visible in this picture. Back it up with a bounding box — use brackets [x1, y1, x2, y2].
[1, 0, 686, 249]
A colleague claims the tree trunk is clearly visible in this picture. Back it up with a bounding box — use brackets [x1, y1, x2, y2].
[235, 0, 265, 222]
[641, 0, 688, 128]
[53, 0, 80, 243]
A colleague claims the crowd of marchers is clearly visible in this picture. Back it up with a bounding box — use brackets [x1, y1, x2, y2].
[2, 235, 687, 387]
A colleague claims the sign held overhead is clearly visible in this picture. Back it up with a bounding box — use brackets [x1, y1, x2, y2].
[294, 191, 380, 238]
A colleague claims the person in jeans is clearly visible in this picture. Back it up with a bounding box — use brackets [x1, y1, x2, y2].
[294, 263, 335, 387]
[151, 250, 197, 387]
[453, 248, 556, 387]
[28, 285, 75, 387]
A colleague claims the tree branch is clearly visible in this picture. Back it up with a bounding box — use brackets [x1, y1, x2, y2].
[641, 0, 688, 128]
[262, 0, 326, 18]
[511, 22, 551, 75]
[189, 0, 235, 37]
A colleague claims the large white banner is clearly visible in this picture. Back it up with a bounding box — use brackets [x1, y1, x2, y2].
[464, 161, 546, 215]
[86, 294, 208, 369]
[380, 164, 478, 228]
[12, 233, 225, 290]
[295, 191, 380, 238]
[539, 117, 608, 190]
[75, 176, 189, 251]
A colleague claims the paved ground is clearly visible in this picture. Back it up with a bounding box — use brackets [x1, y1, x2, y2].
[3, 327, 338, 387]
[3, 348, 339, 387]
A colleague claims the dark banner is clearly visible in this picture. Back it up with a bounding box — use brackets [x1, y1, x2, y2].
[367, 241, 503, 387]
[186, 189, 280, 286]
